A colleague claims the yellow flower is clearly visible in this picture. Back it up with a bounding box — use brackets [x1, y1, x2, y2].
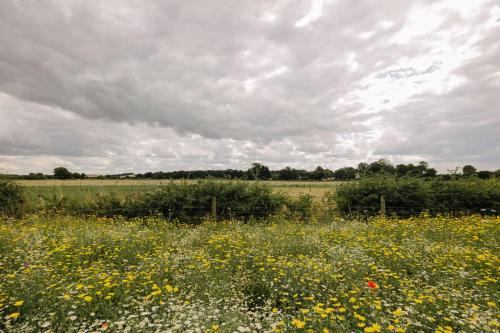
[14, 300, 24, 307]
[393, 308, 403, 316]
[7, 312, 20, 319]
[164, 284, 178, 293]
[364, 323, 382, 333]
[211, 324, 220, 331]
[83, 295, 93, 302]
[354, 313, 366, 321]
[291, 319, 306, 328]
[63, 294, 71, 300]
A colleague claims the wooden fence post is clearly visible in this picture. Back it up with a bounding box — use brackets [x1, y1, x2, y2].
[211, 196, 217, 220]
[380, 194, 386, 218]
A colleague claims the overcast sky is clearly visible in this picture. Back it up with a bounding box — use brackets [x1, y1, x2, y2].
[1, 0, 499, 174]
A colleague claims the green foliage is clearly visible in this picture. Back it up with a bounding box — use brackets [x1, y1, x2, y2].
[0, 178, 25, 218]
[328, 176, 430, 216]
[278, 167, 300, 180]
[30, 181, 289, 222]
[247, 163, 272, 180]
[53, 167, 72, 179]
[53, 167, 85, 179]
[285, 194, 314, 221]
[142, 181, 287, 222]
[429, 178, 500, 211]
[333, 167, 357, 180]
[328, 176, 499, 216]
[477, 170, 493, 179]
[462, 165, 477, 177]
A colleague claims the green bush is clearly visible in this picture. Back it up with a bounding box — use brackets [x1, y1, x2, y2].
[0, 178, 25, 218]
[285, 194, 314, 221]
[328, 176, 499, 217]
[429, 178, 500, 211]
[136, 181, 288, 223]
[21, 182, 294, 222]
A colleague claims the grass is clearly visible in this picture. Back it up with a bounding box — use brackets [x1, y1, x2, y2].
[0, 215, 498, 332]
[17, 180, 344, 206]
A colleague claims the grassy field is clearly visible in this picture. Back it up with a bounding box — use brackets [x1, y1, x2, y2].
[16, 179, 344, 202]
[1, 215, 498, 332]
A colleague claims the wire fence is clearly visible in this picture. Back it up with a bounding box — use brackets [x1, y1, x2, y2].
[342, 206, 498, 218]
[23, 204, 499, 221]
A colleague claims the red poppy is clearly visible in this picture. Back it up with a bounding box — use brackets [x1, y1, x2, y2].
[367, 280, 379, 289]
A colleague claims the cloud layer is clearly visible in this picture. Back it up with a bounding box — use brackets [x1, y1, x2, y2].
[1, 0, 499, 173]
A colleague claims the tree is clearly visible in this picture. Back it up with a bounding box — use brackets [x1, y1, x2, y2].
[246, 168, 256, 180]
[278, 167, 300, 180]
[357, 162, 369, 177]
[311, 166, 326, 180]
[248, 163, 272, 180]
[259, 165, 272, 180]
[423, 168, 437, 178]
[368, 159, 395, 175]
[333, 167, 356, 180]
[395, 164, 410, 177]
[462, 165, 477, 177]
[477, 170, 493, 179]
[414, 161, 429, 177]
[53, 167, 72, 179]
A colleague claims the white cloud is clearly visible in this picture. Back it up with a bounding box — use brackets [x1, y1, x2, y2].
[295, 0, 324, 27]
[0, 0, 499, 173]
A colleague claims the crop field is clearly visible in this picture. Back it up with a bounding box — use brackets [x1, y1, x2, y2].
[1, 215, 498, 332]
[16, 179, 343, 204]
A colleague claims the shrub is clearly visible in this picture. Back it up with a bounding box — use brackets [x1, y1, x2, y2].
[328, 176, 499, 217]
[285, 194, 314, 221]
[0, 178, 25, 218]
[328, 176, 430, 217]
[139, 181, 288, 223]
[429, 178, 500, 212]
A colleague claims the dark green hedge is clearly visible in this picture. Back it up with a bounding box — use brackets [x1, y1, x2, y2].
[0, 179, 25, 218]
[140, 181, 288, 222]
[63, 181, 311, 223]
[327, 177, 499, 216]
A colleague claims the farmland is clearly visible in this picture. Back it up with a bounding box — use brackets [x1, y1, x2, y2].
[1, 215, 498, 332]
[16, 179, 342, 206]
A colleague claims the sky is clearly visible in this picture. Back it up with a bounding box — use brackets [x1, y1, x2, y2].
[0, 0, 499, 174]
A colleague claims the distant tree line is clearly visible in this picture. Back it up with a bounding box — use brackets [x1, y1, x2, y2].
[7, 167, 86, 180]
[6, 160, 500, 181]
[134, 160, 499, 181]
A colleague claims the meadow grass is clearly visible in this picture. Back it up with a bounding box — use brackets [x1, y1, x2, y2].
[0, 215, 498, 332]
[16, 181, 341, 215]
[16, 179, 342, 201]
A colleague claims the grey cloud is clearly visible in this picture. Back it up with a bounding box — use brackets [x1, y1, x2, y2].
[0, 0, 499, 172]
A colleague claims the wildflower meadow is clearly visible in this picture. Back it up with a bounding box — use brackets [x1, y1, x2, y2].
[0, 215, 498, 332]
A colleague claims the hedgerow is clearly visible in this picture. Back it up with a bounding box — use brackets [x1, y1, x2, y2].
[328, 176, 499, 217]
[0, 178, 25, 218]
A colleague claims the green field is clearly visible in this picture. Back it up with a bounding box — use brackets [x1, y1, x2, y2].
[1, 215, 498, 332]
[17, 179, 343, 204]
